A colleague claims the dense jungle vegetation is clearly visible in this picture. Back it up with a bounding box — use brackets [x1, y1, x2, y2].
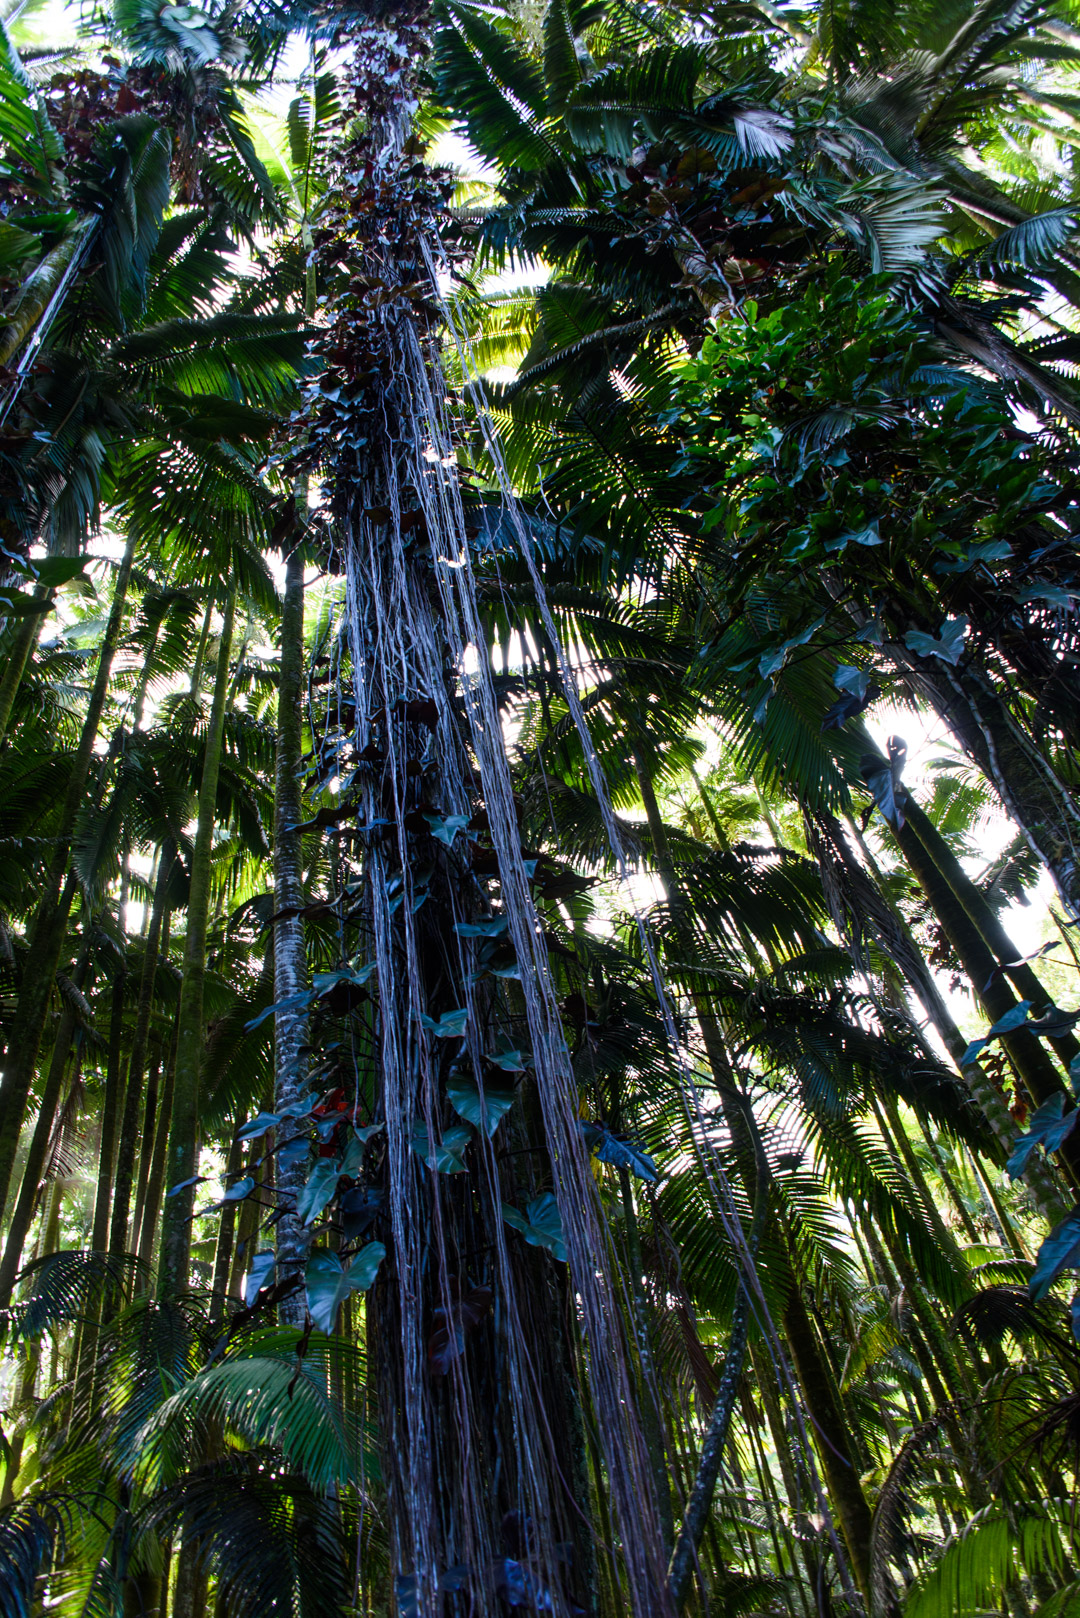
[5, 0, 1080, 1613]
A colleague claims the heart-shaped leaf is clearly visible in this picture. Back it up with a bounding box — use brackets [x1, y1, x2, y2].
[905, 616, 969, 666]
[278, 1136, 311, 1167]
[487, 1048, 531, 1072]
[244, 1250, 276, 1307]
[582, 1123, 658, 1183]
[1008, 1094, 1069, 1178]
[428, 1280, 493, 1374]
[339, 1185, 383, 1241]
[411, 1123, 471, 1173]
[304, 1244, 385, 1332]
[454, 917, 508, 939]
[503, 1193, 567, 1261]
[1030, 1208, 1080, 1301]
[447, 1073, 516, 1138]
[418, 1008, 469, 1039]
[987, 1000, 1033, 1036]
[237, 1110, 282, 1142]
[166, 1175, 207, 1198]
[423, 813, 471, 847]
[297, 1160, 343, 1225]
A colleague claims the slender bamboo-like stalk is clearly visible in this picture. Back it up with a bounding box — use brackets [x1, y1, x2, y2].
[904, 800, 1080, 1068]
[131, 1052, 161, 1251]
[0, 591, 50, 745]
[0, 527, 137, 1217]
[159, 593, 236, 1295]
[618, 1163, 674, 1552]
[137, 1013, 178, 1275]
[92, 857, 129, 1252]
[782, 1276, 875, 1606]
[845, 814, 1065, 1218]
[110, 852, 172, 1256]
[210, 1127, 243, 1325]
[892, 813, 1076, 1155]
[0, 935, 92, 1307]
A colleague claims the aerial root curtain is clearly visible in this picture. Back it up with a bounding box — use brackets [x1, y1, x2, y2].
[304, 9, 675, 1613]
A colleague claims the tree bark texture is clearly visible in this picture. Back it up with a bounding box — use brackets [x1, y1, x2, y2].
[271, 544, 310, 1321]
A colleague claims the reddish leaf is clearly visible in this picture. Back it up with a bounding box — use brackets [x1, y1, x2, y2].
[428, 1281, 493, 1376]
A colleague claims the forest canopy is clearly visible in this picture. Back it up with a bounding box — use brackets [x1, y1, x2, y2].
[2, 0, 1080, 1615]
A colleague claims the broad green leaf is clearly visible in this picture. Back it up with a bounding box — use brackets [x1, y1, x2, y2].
[418, 1008, 469, 1039]
[904, 616, 969, 666]
[237, 1110, 282, 1142]
[1008, 1094, 1068, 1178]
[502, 1193, 567, 1261]
[297, 1160, 342, 1225]
[0, 585, 52, 617]
[987, 1000, 1033, 1036]
[834, 664, 870, 701]
[447, 1072, 516, 1138]
[454, 917, 509, 938]
[304, 1244, 385, 1332]
[1030, 1208, 1080, 1301]
[423, 812, 471, 846]
[487, 1048, 531, 1072]
[411, 1123, 471, 1173]
[244, 1250, 275, 1307]
[582, 1122, 658, 1182]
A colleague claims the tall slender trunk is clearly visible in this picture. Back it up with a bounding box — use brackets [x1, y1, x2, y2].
[0, 527, 136, 1217]
[0, 936, 92, 1308]
[159, 594, 236, 1296]
[894, 647, 1080, 915]
[904, 800, 1080, 1068]
[839, 814, 1065, 1221]
[633, 754, 876, 1607]
[92, 858, 129, 1252]
[0, 591, 50, 745]
[131, 1053, 161, 1251]
[271, 544, 309, 1320]
[782, 1276, 875, 1608]
[210, 1127, 243, 1323]
[632, 753, 775, 1603]
[110, 853, 172, 1256]
[137, 1029, 176, 1274]
[891, 814, 1077, 1156]
[618, 1164, 674, 1553]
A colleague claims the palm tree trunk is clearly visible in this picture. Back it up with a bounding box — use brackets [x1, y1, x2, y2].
[110, 852, 172, 1256]
[843, 815, 1065, 1220]
[896, 649, 1080, 915]
[0, 526, 136, 1219]
[0, 934, 93, 1307]
[903, 799, 1080, 1066]
[92, 858, 129, 1252]
[159, 593, 236, 1296]
[271, 543, 310, 1321]
[891, 813, 1077, 1160]
[137, 1036, 175, 1275]
[618, 1163, 674, 1553]
[131, 1053, 161, 1251]
[781, 1276, 875, 1608]
[210, 1126, 242, 1323]
[0, 591, 50, 745]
